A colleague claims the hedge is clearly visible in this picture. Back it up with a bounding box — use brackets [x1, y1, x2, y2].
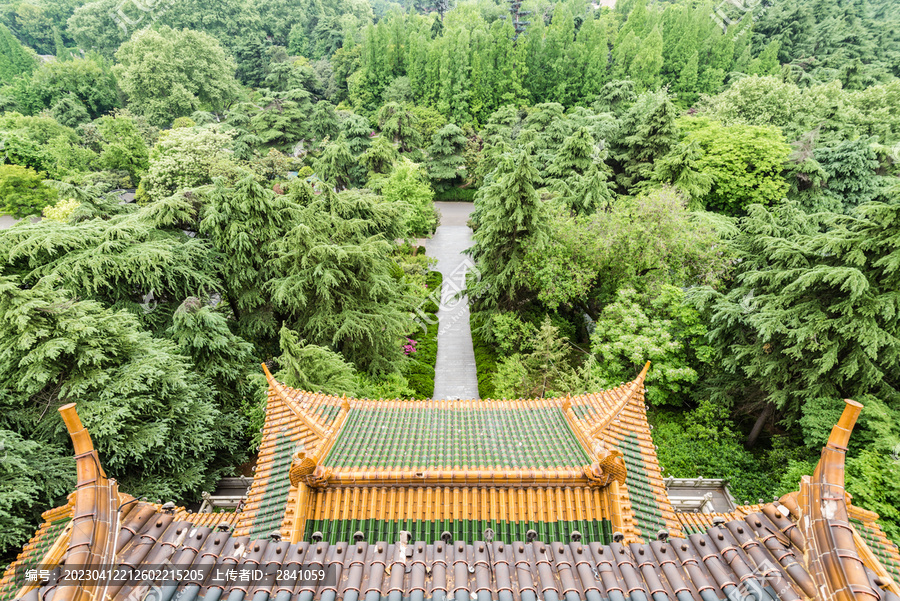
[471, 327, 499, 399]
[404, 270, 442, 398]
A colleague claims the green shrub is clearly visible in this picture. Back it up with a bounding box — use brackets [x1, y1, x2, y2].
[650, 401, 815, 504]
[404, 270, 442, 398]
[0, 164, 56, 218]
[435, 186, 477, 202]
[471, 315, 499, 399]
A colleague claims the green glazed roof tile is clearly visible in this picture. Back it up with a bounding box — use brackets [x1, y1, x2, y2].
[323, 406, 590, 469]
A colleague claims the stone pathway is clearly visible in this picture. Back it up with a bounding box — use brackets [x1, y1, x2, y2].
[426, 202, 480, 400]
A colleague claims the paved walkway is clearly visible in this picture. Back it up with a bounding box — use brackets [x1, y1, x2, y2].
[426, 202, 480, 400]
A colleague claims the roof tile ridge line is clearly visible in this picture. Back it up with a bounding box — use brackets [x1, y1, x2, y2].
[56, 404, 119, 601]
[585, 361, 651, 441]
[852, 522, 900, 596]
[6, 516, 74, 599]
[260, 363, 328, 440]
[805, 399, 881, 601]
[310, 395, 353, 469]
[561, 392, 599, 468]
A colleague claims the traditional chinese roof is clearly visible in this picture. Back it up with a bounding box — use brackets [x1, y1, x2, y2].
[233, 363, 679, 547]
[2, 389, 899, 600]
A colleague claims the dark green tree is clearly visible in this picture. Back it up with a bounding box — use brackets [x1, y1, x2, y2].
[361, 135, 399, 179]
[341, 113, 372, 155]
[426, 123, 467, 191]
[234, 37, 272, 87]
[199, 176, 299, 341]
[377, 102, 422, 153]
[309, 101, 340, 142]
[547, 127, 596, 182]
[689, 198, 900, 449]
[0, 275, 244, 500]
[166, 297, 257, 412]
[269, 183, 415, 373]
[315, 134, 357, 190]
[466, 150, 549, 313]
[248, 89, 314, 150]
[610, 89, 679, 192]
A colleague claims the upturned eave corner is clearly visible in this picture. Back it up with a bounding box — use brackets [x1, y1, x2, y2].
[799, 399, 889, 601]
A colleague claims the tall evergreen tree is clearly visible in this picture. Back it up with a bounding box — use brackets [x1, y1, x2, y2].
[341, 113, 373, 155]
[0, 275, 243, 500]
[690, 197, 900, 449]
[630, 26, 664, 92]
[610, 89, 680, 192]
[362, 135, 400, 179]
[269, 184, 416, 373]
[166, 297, 257, 412]
[315, 134, 357, 189]
[377, 102, 423, 152]
[426, 123, 467, 191]
[466, 150, 549, 312]
[199, 176, 299, 341]
[547, 127, 595, 180]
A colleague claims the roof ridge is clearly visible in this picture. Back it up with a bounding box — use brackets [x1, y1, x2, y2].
[798, 399, 884, 601]
[53, 404, 121, 601]
[261, 362, 333, 440]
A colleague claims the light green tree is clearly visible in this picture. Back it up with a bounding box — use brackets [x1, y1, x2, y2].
[139, 126, 236, 202]
[382, 158, 436, 236]
[0, 164, 57, 218]
[113, 27, 241, 126]
[662, 117, 790, 214]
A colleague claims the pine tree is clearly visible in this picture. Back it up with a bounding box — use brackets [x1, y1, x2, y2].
[268, 186, 416, 373]
[315, 134, 357, 190]
[0, 275, 243, 500]
[199, 175, 299, 341]
[309, 101, 340, 142]
[547, 127, 595, 179]
[0, 428, 73, 554]
[341, 113, 373, 155]
[610, 89, 680, 192]
[0, 193, 218, 332]
[651, 139, 714, 204]
[362, 135, 400, 180]
[493, 317, 576, 399]
[814, 138, 880, 212]
[166, 297, 257, 411]
[689, 197, 900, 448]
[466, 149, 549, 312]
[377, 102, 423, 153]
[249, 89, 314, 150]
[426, 123, 468, 191]
[567, 160, 614, 215]
[275, 326, 358, 395]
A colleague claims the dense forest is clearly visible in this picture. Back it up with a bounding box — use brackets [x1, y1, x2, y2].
[0, 0, 899, 560]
